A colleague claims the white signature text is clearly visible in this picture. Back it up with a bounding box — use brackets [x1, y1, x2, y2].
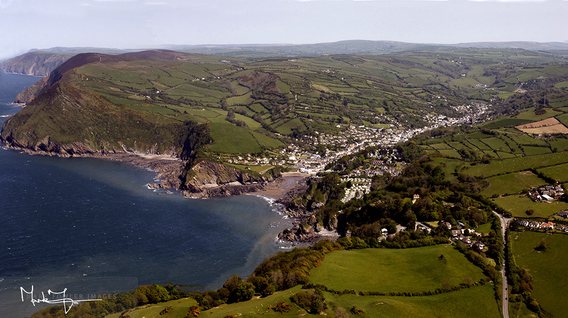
[20, 285, 102, 314]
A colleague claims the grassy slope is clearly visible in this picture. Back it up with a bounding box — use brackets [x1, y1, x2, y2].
[12, 48, 568, 157]
[464, 152, 568, 178]
[106, 298, 198, 318]
[208, 122, 263, 153]
[324, 285, 500, 318]
[108, 283, 500, 318]
[511, 231, 568, 317]
[107, 244, 501, 318]
[106, 286, 305, 318]
[309, 245, 486, 293]
[493, 196, 568, 218]
[481, 171, 546, 197]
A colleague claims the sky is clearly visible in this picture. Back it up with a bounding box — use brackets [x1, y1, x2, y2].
[0, 0, 567, 59]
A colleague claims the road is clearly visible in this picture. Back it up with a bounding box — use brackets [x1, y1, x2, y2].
[493, 211, 512, 318]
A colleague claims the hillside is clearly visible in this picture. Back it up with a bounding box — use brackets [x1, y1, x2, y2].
[3, 48, 568, 197]
[4, 40, 568, 77]
[0, 47, 132, 76]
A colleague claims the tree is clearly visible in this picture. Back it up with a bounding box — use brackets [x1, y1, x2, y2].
[290, 290, 327, 314]
[261, 284, 276, 297]
[271, 301, 291, 313]
[187, 305, 200, 317]
[229, 282, 255, 303]
[223, 275, 241, 293]
[535, 239, 548, 251]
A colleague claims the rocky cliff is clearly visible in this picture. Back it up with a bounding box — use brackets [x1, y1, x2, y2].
[178, 161, 275, 198]
[0, 52, 72, 77]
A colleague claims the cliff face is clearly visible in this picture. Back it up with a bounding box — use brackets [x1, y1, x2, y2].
[0, 52, 72, 77]
[1, 78, 184, 156]
[1, 50, 276, 198]
[180, 161, 274, 198]
[14, 77, 47, 104]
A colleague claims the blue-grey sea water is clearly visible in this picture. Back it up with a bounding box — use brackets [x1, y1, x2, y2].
[0, 71, 293, 317]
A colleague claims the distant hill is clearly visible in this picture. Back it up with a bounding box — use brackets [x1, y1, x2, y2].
[453, 41, 568, 51]
[166, 40, 431, 57]
[3, 40, 568, 77]
[0, 47, 132, 76]
[4, 46, 568, 158]
[167, 40, 568, 57]
[0, 51, 73, 77]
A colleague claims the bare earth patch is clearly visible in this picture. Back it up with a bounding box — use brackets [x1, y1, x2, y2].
[516, 117, 568, 134]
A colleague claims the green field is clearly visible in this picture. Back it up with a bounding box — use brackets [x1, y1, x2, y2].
[481, 171, 546, 197]
[106, 297, 198, 318]
[537, 162, 568, 183]
[493, 195, 568, 218]
[549, 138, 568, 152]
[464, 152, 568, 178]
[106, 283, 501, 318]
[324, 285, 500, 318]
[511, 231, 568, 317]
[107, 286, 306, 318]
[523, 146, 551, 156]
[483, 118, 532, 129]
[208, 122, 263, 153]
[309, 245, 486, 293]
[514, 108, 563, 121]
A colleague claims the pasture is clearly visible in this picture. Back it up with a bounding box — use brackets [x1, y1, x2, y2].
[481, 171, 546, 197]
[464, 152, 568, 178]
[208, 122, 263, 153]
[511, 231, 568, 317]
[537, 163, 568, 183]
[309, 245, 486, 293]
[106, 297, 198, 318]
[492, 196, 568, 218]
[324, 284, 500, 318]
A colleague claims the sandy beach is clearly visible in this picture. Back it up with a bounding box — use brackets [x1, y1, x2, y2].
[253, 172, 312, 199]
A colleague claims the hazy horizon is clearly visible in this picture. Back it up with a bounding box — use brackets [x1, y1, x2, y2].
[1, 0, 567, 60]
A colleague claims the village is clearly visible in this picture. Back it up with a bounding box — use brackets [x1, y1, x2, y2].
[227, 102, 490, 179]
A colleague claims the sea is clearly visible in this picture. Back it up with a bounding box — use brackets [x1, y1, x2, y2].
[0, 71, 295, 317]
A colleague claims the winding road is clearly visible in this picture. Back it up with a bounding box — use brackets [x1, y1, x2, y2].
[493, 211, 512, 318]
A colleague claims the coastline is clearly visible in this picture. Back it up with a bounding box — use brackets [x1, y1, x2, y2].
[3, 142, 337, 243]
[0, 142, 309, 201]
[253, 172, 312, 199]
[1, 144, 185, 188]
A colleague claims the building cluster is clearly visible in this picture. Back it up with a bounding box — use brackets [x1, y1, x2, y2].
[528, 185, 564, 202]
[227, 102, 490, 177]
[451, 230, 485, 250]
[516, 219, 568, 232]
[439, 221, 485, 250]
[340, 177, 372, 203]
